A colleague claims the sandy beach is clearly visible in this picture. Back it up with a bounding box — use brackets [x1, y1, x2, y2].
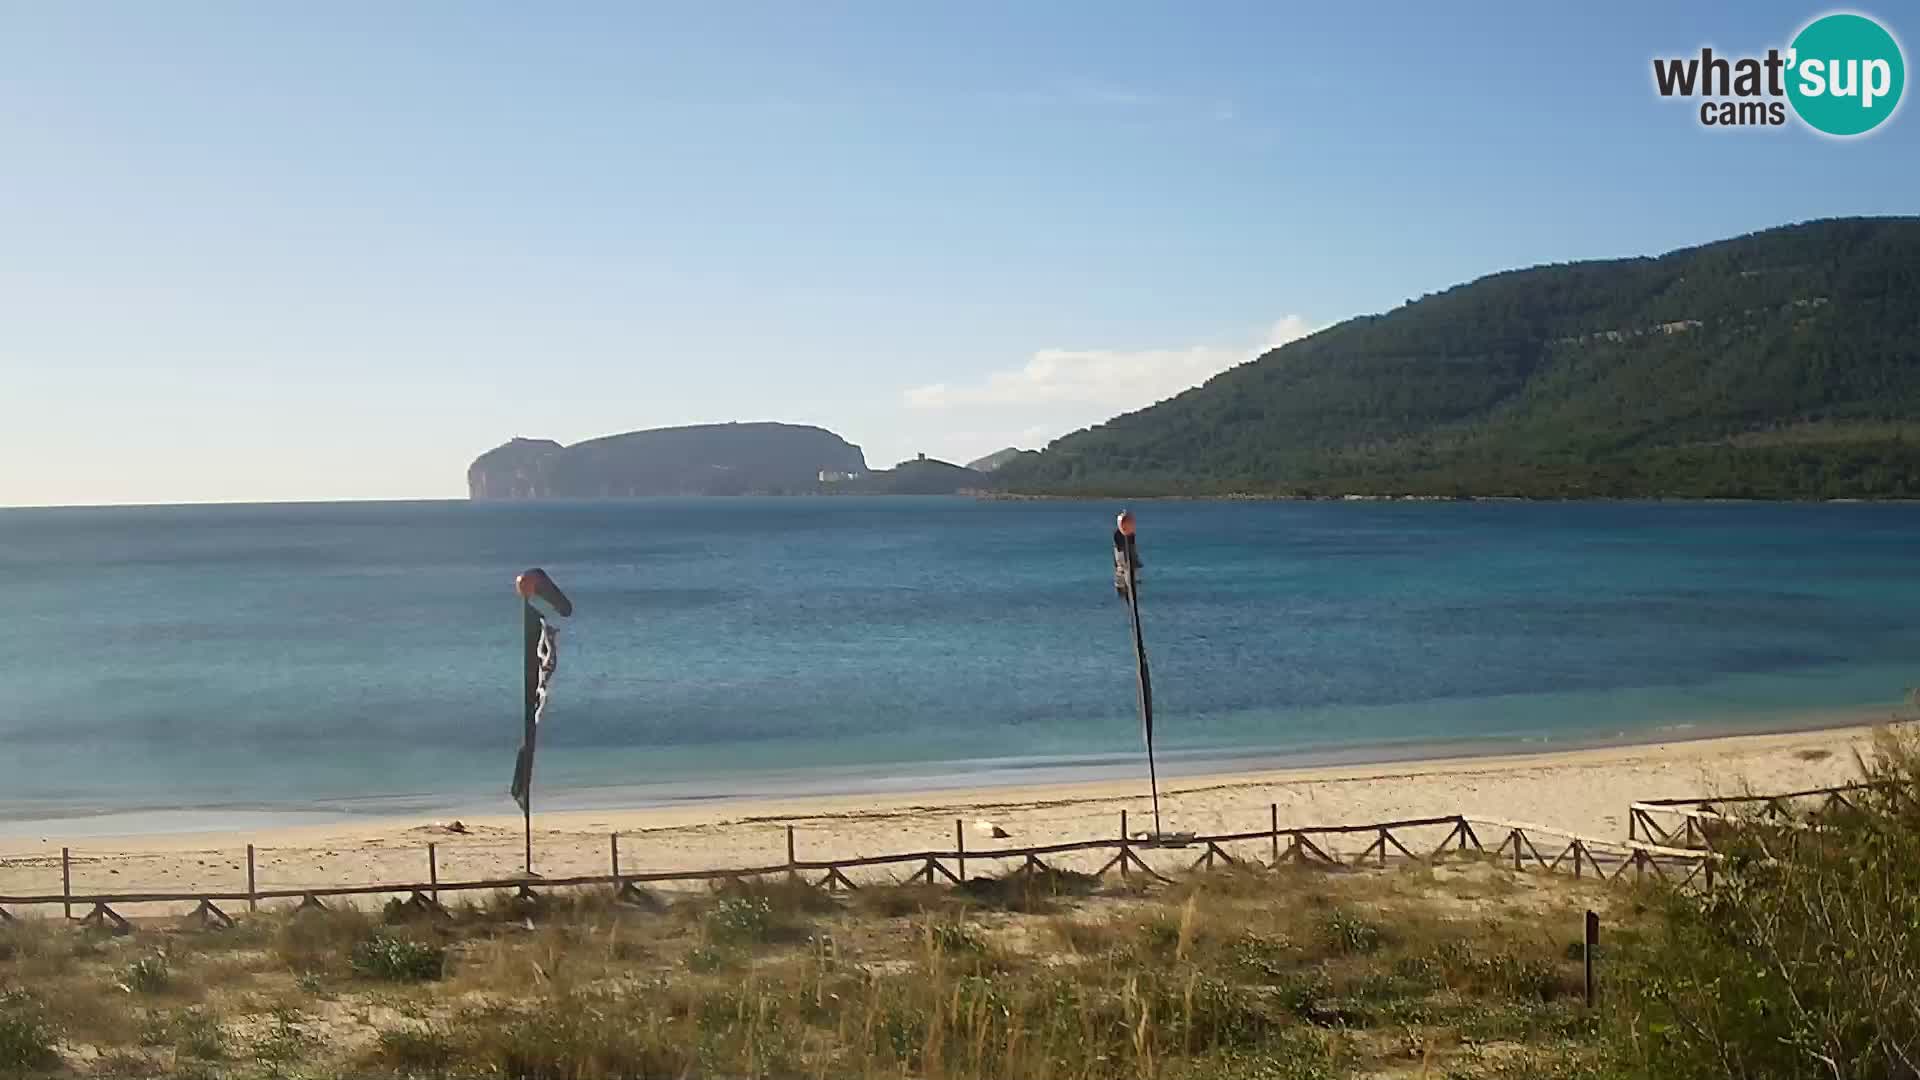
[2, 715, 1908, 916]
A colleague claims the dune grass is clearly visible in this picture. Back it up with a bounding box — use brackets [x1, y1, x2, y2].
[0, 854, 1630, 1079]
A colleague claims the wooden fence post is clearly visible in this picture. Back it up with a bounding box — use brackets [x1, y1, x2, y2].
[955, 819, 965, 882]
[786, 825, 797, 867]
[610, 833, 620, 881]
[428, 843, 439, 904]
[1270, 804, 1279, 864]
[246, 845, 257, 913]
[1120, 809, 1130, 878]
[61, 848, 71, 920]
[1584, 910, 1600, 1008]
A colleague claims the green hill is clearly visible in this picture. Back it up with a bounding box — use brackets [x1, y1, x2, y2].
[998, 217, 1920, 499]
[843, 456, 988, 495]
[965, 447, 1039, 472]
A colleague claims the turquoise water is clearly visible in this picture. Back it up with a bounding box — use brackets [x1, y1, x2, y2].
[1, 498, 1915, 834]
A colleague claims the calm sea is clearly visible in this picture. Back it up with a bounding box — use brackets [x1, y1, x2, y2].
[2, 498, 1916, 835]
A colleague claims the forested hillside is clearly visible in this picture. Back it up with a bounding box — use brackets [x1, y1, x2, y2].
[999, 218, 1920, 498]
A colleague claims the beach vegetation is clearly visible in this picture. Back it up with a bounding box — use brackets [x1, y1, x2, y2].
[273, 905, 375, 974]
[0, 990, 58, 1075]
[1601, 730, 1920, 1078]
[120, 952, 170, 994]
[147, 1006, 227, 1062]
[0, 857, 1619, 1078]
[14, 739, 1920, 1080]
[370, 1021, 458, 1073]
[348, 933, 446, 982]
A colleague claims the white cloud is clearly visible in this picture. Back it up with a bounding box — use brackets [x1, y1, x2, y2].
[905, 315, 1316, 412]
[893, 316, 1321, 462]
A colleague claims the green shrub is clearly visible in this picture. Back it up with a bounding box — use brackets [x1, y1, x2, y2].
[0, 991, 57, 1074]
[123, 953, 171, 994]
[349, 933, 446, 982]
[1317, 908, 1384, 955]
[704, 895, 775, 945]
[1230, 929, 1294, 977]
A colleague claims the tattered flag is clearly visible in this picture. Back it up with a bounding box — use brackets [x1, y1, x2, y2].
[509, 616, 559, 813]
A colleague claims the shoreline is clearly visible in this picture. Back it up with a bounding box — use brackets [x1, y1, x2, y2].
[980, 491, 1920, 504]
[2, 714, 1910, 912]
[2, 699, 1904, 840]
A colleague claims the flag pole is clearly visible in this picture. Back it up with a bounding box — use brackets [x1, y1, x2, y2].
[1114, 510, 1162, 838]
[1128, 572, 1162, 838]
[522, 599, 540, 876]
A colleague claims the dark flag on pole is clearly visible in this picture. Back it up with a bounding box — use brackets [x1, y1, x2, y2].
[510, 568, 573, 874]
[1112, 510, 1162, 837]
[508, 616, 559, 814]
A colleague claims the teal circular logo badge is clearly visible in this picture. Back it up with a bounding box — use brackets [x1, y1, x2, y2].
[1787, 13, 1905, 136]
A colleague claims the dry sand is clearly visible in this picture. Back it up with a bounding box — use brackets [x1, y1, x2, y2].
[2, 715, 1908, 916]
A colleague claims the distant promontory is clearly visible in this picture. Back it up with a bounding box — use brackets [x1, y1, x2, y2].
[467, 422, 991, 498]
[468, 422, 868, 499]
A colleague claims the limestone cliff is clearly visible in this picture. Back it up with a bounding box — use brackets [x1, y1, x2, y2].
[467, 423, 867, 499]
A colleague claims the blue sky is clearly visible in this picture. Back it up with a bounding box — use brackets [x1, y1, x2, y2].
[2, 3, 1914, 506]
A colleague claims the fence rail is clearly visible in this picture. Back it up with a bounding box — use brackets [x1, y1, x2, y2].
[0, 804, 1716, 932]
[1626, 781, 1882, 847]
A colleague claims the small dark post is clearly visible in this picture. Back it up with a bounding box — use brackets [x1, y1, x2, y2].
[428, 843, 439, 903]
[246, 845, 257, 913]
[1121, 809, 1129, 841]
[1270, 804, 1280, 864]
[1584, 910, 1600, 1008]
[955, 819, 965, 882]
[61, 848, 71, 919]
[786, 825, 797, 867]
[610, 833, 620, 881]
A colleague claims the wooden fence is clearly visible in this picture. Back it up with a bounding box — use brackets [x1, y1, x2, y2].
[0, 806, 1712, 934]
[1626, 781, 1883, 849]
